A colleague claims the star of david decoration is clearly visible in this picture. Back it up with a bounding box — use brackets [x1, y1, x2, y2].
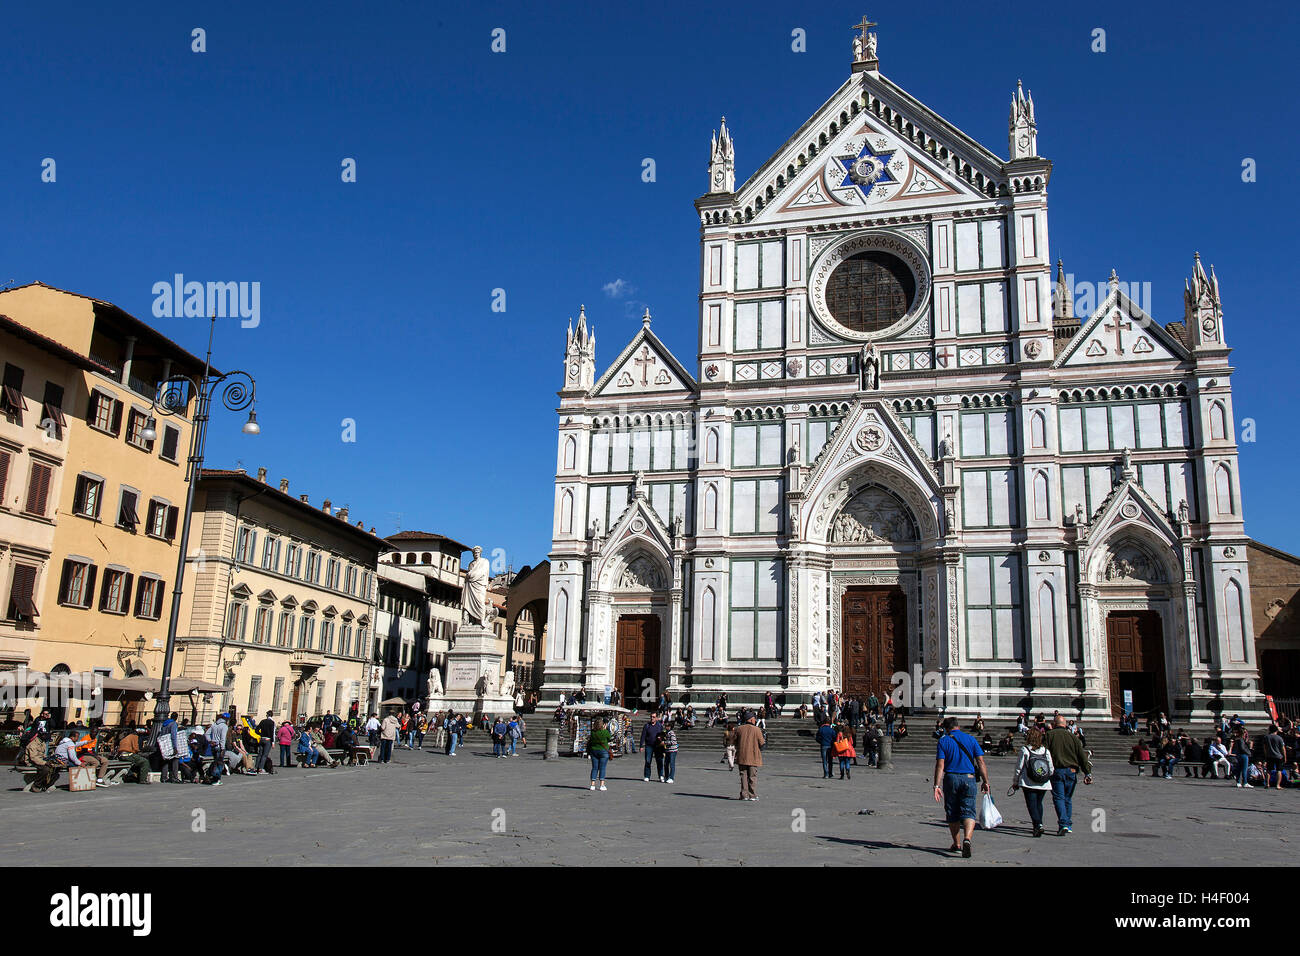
[835, 141, 899, 200]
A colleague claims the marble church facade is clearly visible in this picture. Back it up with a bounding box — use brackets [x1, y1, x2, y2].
[541, 30, 1260, 721]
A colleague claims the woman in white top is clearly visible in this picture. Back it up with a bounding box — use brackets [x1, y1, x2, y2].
[1009, 727, 1055, 837]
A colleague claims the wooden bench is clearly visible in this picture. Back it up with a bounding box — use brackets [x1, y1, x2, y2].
[10, 759, 133, 792]
[294, 748, 348, 767]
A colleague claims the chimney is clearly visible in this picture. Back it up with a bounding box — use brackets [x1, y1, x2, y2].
[279, 479, 289, 494]
[257, 467, 268, 483]
[323, 499, 332, 515]
[299, 494, 310, 503]
[338, 507, 349, 522]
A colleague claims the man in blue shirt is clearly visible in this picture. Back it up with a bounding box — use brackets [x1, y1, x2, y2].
[815, 719, 836, 778]
[932, 716, 990, 858]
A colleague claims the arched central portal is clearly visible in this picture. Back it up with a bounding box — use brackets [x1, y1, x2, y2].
[842, 586, 906, 703]
[822, 479, 930, 703]
[615, 614, 661, 704]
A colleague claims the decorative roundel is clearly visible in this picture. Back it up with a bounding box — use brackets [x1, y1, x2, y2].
[1224, 546, 1237, 558]
[1120, 501, 1140, 520]
[809, 231, 932, 342]
[1201, 318, 1217, 334]
[855, 425, 886, 453]
[1038, 551, 1051, 562]
[850, 155, 884, 186]
[630, 518, 646, 533]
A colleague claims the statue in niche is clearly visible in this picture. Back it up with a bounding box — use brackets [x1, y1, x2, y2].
[860, 343, 879, 390]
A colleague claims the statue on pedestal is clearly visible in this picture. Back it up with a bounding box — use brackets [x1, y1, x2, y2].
[500, 671, 515, 700]
[461, 545, 490, 627]
[426, 669, 443, 699]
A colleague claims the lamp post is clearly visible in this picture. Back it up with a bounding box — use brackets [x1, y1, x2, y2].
[141, 314, 258, 746]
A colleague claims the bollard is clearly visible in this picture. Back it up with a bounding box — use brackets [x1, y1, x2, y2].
[544, 727, 559, 760]
[877, 736, 893, 771]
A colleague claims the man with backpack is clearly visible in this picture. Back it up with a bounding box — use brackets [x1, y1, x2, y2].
[205, 713, 229, 785]
[20, 712, 57, 792]
[932, 716, 990, 858]
[506, 716, 521, 756]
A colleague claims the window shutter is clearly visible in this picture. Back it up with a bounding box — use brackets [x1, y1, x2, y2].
[57, 559, 73, 604]
[83, 565, 97, 607]
[72, 476, 87, 515]
[162, 426, 179, 461]
[98, 573, 110, 611]
[121, 574, 134, 614]
[154, 580, 166, 619]
[165, 505, 179, 539]
[0, 448, 9, 502]
[25, 463, 51, 516]
[110, 399, 123, 434]
[145, 500, 158, 533]
[9, 564, 38, 619]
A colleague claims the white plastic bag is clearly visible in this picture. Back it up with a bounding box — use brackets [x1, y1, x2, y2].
[979, 793, 1003, 830]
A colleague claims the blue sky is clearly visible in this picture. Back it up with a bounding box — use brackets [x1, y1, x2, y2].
[6, 1, 1299, 565]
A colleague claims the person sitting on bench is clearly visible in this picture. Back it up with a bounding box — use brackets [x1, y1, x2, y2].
[113, 728, 151, 783]
[308, 728, 338, 766]
[20, 715, 57, 792]
[296, 727, 319, 766]
[54, 732, 111, 787]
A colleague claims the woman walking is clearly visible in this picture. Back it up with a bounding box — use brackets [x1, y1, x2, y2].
[661, 724, 679, 784]
[1010, 727, 1054, 837]
[833, 728, 855, 779]
[586, 718, 611, 791]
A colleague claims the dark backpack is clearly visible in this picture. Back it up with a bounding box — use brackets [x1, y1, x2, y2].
[1024, 749, 1052, 785]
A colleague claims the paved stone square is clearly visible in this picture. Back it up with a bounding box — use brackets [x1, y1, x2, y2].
[1, 745, 1294, 866]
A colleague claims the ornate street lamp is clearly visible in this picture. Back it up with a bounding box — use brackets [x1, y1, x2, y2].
[142, 314, 258, 747]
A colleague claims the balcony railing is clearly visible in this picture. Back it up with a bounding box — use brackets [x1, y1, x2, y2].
[290, 648, 325, 670]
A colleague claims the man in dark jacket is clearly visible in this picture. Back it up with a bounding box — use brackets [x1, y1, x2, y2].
[641, 716, 664, 782]
[1045, 715, 1093, 835]
[816, 719, 836, 778]
[256, 712, 276, 774]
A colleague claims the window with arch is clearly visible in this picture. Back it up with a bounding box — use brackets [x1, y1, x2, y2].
[1223, 578, 1247, 663]
[562, 435, 576, 470]
[704, 484, 719, 530]
[1036, 581, 1057, 663]
[1209, 402, 1228, 442]
[1030, 410, 1047, 449]
[699, 586, 717, 661]
[1032, 470, 1050, 520]
[559, 489, 574, 534]
[553, 588, 569, 660]
[1214, 464, 1234, 515]
[705, 428, 719, 463]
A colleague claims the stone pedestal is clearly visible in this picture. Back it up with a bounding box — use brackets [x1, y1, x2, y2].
[424, 625, 516, 718]
[877, 736, 893, 771]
